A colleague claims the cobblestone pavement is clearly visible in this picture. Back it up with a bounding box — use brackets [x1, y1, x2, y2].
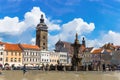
[0, 70, 120, 80]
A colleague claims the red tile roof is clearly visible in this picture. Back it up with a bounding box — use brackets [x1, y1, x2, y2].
[5, 43, 22, 51]
[91, 48, 103, 54]
[20, 44, 40, 50]
[102, 43, 116, 50]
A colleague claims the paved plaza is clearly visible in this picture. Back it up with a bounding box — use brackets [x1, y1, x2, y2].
[0, 70, 120, 80]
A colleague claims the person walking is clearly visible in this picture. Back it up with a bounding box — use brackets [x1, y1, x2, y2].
[23, 65, 27, 75]
[102, 64, 106, 72]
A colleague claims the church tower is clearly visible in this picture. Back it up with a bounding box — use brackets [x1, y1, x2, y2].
[36, 14, 48, 50]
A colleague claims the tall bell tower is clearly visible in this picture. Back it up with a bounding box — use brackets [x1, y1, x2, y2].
[36, 14, 48, 50]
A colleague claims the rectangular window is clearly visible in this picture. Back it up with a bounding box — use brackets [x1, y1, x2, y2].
[1, 52, 3, 55]
[18, 58, 21, 62]
[14, 58, 17, 62]
[0, 58, 2, 61]
[33, 58, 34, 62]
[11, 58, 13, 62]
[43, 36, 45, 39]
[6, 57, 8, 62]
[43, 43, 45, 45]
[27, 58, 28, 61]
[15, 52, 17, 56]
[27, 52, 28, 55]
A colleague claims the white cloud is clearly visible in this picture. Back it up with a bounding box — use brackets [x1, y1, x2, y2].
[48, 18, 95, 49]
[0, 6, 96, 50]
[102, 30, 120, 45]
[60, 18, 95, 41]
[31, 38, 36, 45]
[0, 17, 25, 35]
[48, 34, 60, 50]
[0, 7, 60, 35]
[87, 39, 103, 48]
[46, 19, 61, 31]
[86, 30, 120, 48]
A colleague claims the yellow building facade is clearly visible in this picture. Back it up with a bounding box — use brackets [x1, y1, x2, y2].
[49, 52, 59, 66]
[4, 43, 23, 67]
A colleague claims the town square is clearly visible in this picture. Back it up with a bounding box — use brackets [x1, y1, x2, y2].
[0, 0, 120, 80]
[0, 70, 120, 80]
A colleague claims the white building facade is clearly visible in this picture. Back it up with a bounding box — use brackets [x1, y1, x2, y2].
[49, 51, 59, 66]
[40, 50, 50, 66]
[19, 44, 41, 67]
[59, 52, 67, 65]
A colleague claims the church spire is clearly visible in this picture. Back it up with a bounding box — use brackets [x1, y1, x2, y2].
[40, 14, 44, 23]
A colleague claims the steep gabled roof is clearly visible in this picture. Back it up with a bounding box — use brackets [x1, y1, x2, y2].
[55, 39, 64, 46]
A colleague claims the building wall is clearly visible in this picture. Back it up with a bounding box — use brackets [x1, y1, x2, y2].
[0, 44, 4, 67]
[40, 51, 50, 66]
[4, 51, 22, 67]
[49, 51, 59, 66]
[59, 52, 67, 65]
[23, 49, 40, 66]
[81, 51, 92, 65]
[111, 50, 120, 64]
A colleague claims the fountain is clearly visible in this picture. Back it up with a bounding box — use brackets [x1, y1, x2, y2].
[71, 33, 82, 71]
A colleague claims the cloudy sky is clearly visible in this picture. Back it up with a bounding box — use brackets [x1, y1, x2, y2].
[0, 0, 120, 50]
